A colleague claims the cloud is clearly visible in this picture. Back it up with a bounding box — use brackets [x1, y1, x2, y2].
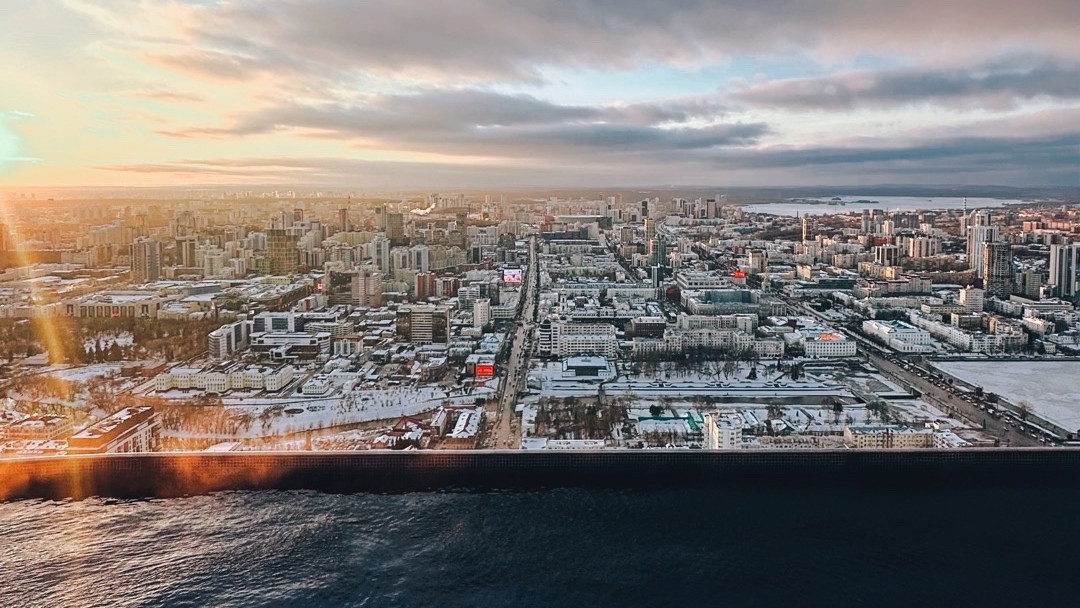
[732, 55, 1080, 111]
[74, 1, 1080, 84]
[157, 88, 753, 157]
[97, 124, 1080, 188]
[129, 89, 205, 103]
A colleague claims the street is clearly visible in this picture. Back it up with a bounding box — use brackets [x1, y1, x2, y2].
[488, 236, 538, 449]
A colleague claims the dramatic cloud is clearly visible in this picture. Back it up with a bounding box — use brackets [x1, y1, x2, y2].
[158, 89, 752, 157]
[71, 1, 1080, 83]
[733, 55, 1080, 111]
[3, 1, 1077, 188]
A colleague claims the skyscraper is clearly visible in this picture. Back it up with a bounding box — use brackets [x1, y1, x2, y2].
[966, 224, 999, 278]
[386, 212, 405, 245]
[980, 242, 1013, 299]
[374, 206, 386, 231]
[130, 237, 161, 283]
[1049, 243, 1080, 298]
[266, 229, 298, 275]
[175, 235, 198, 268]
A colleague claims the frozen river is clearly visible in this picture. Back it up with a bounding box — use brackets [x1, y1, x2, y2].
[743, 195, 1030, 217]
[934, 360, 1080, 433]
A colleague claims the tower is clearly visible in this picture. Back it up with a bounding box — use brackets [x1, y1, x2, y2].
[130, 237, 161, 283]
[980, 242, 1013, 299]
[266, 229, 298, 275]
[1049, 243, 1080, 298]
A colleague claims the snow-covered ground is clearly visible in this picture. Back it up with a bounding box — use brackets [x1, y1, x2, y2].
[934, 360, 1080, 432]
[45, 363, 127, 383]
[166, 378, 501, 440]
[83, 332, 134, 350]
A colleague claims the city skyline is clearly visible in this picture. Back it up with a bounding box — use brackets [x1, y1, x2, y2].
[2, 0, 1079, 189]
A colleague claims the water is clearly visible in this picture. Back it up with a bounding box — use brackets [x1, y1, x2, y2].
[743, 195, 1031, 217]
[3, 484, 1076, 607]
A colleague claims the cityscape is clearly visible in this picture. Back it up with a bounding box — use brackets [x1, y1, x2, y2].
[5, 2, 1080, 606]
[1, 189, 1078, 456]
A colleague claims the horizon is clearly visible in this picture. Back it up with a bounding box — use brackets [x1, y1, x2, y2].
[2, 1, 1079, 190]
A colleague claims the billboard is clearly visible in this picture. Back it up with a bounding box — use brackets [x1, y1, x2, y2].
[502, 268, 523, 284]
[475, 363, 495, 377]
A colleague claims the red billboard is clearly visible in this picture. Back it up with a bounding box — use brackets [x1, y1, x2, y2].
[475, 363, 495, 377]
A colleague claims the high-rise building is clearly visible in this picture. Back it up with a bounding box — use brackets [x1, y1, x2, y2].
[351, 266, 382, 307]
[386, 212, 405, 245]
[410, 244, 431, 273]
[981, 242, 1013, 299]
[473, 298, 491, 330]
[959, 286, 984, 313]
[395, 304, 451, 344]
[266, 229, 298, 275]
[338, 207, 349, 233]
[1049, 243, 1080, 298]
[374, 206, 386, 231]
[966, 224, 999, 277]
[1016, 269, 1044, 300]
[414, 272, 437, 301]
[873, 244, 902, 267]
[130, 237, 161, 283]
[370, 235, 391, 274]
[175, 235, 198, 268]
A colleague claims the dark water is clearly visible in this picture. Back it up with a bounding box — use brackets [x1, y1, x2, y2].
[2, 484, 1077, 607]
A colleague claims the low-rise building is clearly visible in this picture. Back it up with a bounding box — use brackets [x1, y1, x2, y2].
[68, 406, 161, 454]
[843, 424, 933, 448]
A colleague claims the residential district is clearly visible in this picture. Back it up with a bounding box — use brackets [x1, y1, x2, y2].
[2, 190, 1080, 456]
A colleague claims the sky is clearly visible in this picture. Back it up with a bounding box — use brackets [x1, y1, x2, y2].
[1, 0, 1078, 189]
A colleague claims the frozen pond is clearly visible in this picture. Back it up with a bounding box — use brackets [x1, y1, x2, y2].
[934, 360, 1080, 433]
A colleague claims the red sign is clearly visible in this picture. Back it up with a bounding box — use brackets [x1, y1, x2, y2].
[475, 363, 495, 377]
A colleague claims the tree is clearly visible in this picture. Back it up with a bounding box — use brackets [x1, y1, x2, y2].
[648, 404, 663, 417]
[1018, 401, 1032, 420]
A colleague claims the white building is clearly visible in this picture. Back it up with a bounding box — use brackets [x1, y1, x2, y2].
[473, 298, 491, 330]
[959, 286, 985, 313]
[862, 319, 934, 353]
[703, 413, 742, 450]
[154, 364, 295, 393]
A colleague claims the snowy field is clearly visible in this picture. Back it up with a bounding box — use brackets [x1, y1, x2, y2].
[166, 378, 501, 440]
[934, 361, 1080, 431]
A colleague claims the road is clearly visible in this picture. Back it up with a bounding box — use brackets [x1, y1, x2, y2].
[488, 236, 538, 449]
[783, 296, 1042, 446]
[865, 351, 1039, 447]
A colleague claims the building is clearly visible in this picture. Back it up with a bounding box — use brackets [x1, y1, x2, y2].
[473, 298, 491, 330]
[396, 304, 452, 345]
[802, 332, 858, 358]
[702, 414, 742, 450]
[538, 318, 618, 358]
[266, 229, 298, 275]
[154, 364, 295, 392]
[130, 237, 161, 283]
[1049, 243, 1079, 298]
[843, 424, 933, 449]
[68, 407, 161, 454]
[980, 242, 1013, 299]
[966, 224, 999, 278]
[386, 212, 405, 245]
[351, 267, 383, 307]
[862, 319, 933, 352]
[1, 416, 74, 441]
[414, 272, 437, 301]
[208, 320, 251, 359]
[959, 286, 984, 313]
